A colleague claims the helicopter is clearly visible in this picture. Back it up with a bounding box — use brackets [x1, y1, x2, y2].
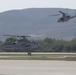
[50, 10, 76, 23]
[0, 35, 39, 55]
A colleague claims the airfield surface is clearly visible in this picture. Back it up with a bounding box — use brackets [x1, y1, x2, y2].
[0, 52, 76, 60]
[0, 60, 76, 75]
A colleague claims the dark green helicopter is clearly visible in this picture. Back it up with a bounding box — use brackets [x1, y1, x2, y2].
[50, 10, 76, 23]
[0, 35, 40, 55]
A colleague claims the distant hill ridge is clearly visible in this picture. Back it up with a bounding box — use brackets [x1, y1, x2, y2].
[0, 8, 76, 40]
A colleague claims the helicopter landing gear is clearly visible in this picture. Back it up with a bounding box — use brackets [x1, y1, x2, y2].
[28, 52, 31, 55]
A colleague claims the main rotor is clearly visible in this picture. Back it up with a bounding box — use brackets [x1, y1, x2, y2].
[2, 34, 31, 39]
[2, 34, 44, 39]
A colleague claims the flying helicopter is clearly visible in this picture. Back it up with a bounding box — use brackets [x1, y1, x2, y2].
[50, 10, 76, 23]
[0, 35, 40, 55]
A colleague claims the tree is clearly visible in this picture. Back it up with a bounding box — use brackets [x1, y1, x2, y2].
[3, 38, 17, 45]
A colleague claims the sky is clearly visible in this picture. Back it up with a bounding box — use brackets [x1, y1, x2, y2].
[0, 0, 76, 12]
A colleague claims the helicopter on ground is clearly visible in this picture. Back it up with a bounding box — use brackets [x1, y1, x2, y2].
[50, 10, 76, 23]
[0, 35, 40, 55]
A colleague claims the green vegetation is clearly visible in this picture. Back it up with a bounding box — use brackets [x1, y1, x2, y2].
[37, 38, 76, 52]
[3, 38, 17, 45]
[0, 53, 76, 61]
[0, 37, 76, 52]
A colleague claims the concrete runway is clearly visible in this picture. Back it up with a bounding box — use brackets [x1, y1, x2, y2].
[0, 60, 76, 75]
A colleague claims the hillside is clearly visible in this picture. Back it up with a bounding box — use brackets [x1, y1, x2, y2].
[0, 8, 76, 40]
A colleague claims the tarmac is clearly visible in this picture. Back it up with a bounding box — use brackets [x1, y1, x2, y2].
[0, 60, 76, 75]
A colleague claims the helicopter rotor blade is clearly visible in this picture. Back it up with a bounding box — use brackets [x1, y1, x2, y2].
[2, 35, 31, 38]
[67, 10, 76, 15]
[29, 34, 45, 37]
[2, 34, 45, 38]
[50, 14, 60, 17]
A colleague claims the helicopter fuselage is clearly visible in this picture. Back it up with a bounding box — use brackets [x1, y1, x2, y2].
[0, 37, 39, 51]
[58, 15, 71, 23]
[57, 11, 76, 23]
